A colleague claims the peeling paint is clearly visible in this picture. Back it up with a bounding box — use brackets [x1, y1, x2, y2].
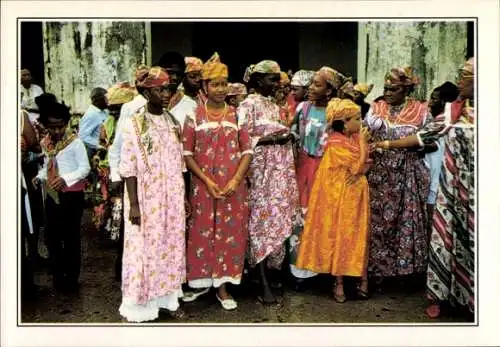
[360, 22, 468, 101]
[43, 21, 148, 113]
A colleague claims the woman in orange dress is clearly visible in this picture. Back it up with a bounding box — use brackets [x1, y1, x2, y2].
[295, 99, 371, 303]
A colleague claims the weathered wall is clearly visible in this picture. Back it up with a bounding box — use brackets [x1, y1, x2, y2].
[43, 22, 148, 114]
[358, 22, 468, 102]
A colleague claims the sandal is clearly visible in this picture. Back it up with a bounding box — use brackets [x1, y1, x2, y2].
[216, 294, 238, 311]
[333, 283, 347, 303]
[357, 280, 370, 300]
[181, 288, 210, 303]
[257, 295, 278, 306]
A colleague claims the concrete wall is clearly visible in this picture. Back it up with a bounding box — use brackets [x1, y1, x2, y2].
[43, 22, 148, 114]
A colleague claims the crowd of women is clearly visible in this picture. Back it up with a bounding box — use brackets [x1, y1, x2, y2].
[20, 51, 475, 323]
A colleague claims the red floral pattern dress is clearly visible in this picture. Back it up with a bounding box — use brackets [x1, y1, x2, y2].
[183, 105, 252, 288]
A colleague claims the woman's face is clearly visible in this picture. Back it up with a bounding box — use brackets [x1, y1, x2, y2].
[291, 85, 307, 102]
[205, 77, 229, 104]
[457, 71, 474, 100]
[46, 116, 68, 142]
[308, 74, 330, 102]
[383, 84, 406, 105]
[184, 71, 202, 94]
[344, 113, 362, 135]
[258, 73, 280, 97]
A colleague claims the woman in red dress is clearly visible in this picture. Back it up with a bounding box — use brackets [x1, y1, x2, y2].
[182, 53, 253, 310]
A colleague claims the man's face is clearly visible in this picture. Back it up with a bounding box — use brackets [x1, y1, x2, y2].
[21, 70, 32, 86]
[164, 64, 183, 89]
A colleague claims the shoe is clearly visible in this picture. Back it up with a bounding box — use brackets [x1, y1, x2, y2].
[181, 288, 210, 303]
[216, 294, 238, 311]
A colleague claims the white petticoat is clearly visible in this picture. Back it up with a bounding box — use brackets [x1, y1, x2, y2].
[119, 289, 184, 323]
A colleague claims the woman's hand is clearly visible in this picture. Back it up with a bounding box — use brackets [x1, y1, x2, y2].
[129, 203, 141, 225]
[359, 127, 370, 144]
[205, 178, 223, 199]
[221, 178, 240, 197]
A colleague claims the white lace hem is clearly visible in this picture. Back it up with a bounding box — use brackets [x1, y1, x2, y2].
[119, 289, 183, 323]
[188, 276, 241, 289]
[290, 265, 318, 279]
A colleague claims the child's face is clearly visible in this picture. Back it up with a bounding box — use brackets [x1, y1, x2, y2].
[344, 113, 362, 135]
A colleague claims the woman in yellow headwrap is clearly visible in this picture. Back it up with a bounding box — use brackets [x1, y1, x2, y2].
[295, 99, 371, 303]
[182, 53, 253, 310]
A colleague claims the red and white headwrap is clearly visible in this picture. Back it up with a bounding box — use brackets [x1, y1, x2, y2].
[135, 66, 170, 89]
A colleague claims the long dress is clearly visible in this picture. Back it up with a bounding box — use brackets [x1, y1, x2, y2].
[419, 101, 475, 314]
[237, 94, 299, 269]
[295, 132, 370, 276]
[183, 105, 251, 288]
[119, 110, 186, 322]
[365, 99, 430, 277]
[289, 101, 329, 279]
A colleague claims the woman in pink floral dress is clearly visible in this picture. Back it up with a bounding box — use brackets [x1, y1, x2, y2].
[182, 53, 253, 310]
[237, 60, 299, 305]
[118, 67, 186, 322]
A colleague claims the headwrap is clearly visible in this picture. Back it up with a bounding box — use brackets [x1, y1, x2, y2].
[326, 98, 360, 122]
[353, 83, 374, 97]
[384, 67, 420, 86]
[202, 52, 228, 80]
[135, 66, 170, 89]
[244, 60, 281, 83]
[134, 64, 149, 81]
[340, 80, 356, 98]
[227, 83, 247, 96]
[291, 70, 315, 87]
[185, 57, 203, 73]
[460, 57, 474, 77]
[107, 82, 137, 105]
[280, 71, 290, 86]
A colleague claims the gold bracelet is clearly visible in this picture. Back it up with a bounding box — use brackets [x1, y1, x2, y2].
[383, 140, 390, 150]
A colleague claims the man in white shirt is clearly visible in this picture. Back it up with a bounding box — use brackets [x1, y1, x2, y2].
[20, 69, 44, 123]
[169, 56, 204, 128]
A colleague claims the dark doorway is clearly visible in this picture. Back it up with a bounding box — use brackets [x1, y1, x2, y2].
[20, 22, 45, 89]
[192, 22, 300, 82]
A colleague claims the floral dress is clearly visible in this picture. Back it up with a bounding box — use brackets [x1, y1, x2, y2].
[118, 110, 186, 322]
[237, 94, 299, 269]
[183, 105, 252, 288]
[365, 99, 430, 278]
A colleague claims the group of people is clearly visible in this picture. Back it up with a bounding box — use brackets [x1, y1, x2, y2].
[20, 51, 475, 323]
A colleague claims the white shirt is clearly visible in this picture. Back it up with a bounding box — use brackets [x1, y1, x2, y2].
[170, 94, 198, 130]
[20, 84, 44, 123]
[37, 138, 91, 188]
[108, 94, 147, 182]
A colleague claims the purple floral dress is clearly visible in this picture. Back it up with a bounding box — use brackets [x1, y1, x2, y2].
[237, 94, 299, 269]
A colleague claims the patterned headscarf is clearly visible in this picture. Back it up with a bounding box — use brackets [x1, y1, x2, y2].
[384, 67, 420, 86]
[185, 57, 203, 73]
[280, 71, 290, 86]
[461, 57, 474, 77]
[107, 82, 137, 105]
[326, 98, 360, 122]
[291, 70, 315, 87]
[316, 66, 339, 87]
[135, 66, 170, 89]
[202, 52, 228, 80]
[353, 83, 374, 97]
[340, 80, 356, 98]
[227, 83, 247, 96]
[134, 64, 149, 81]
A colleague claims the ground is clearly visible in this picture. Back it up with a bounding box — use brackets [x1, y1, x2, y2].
[21, 210, 471, 324]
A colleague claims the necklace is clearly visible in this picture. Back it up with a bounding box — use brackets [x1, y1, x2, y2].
[205, 101, 227, 122]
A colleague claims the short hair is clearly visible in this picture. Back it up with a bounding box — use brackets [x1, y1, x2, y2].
[38, 100, 71, 126]
[90, 87, 107, 101]
[436, 81, 459, 103]
[157, 51, 186, 71]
